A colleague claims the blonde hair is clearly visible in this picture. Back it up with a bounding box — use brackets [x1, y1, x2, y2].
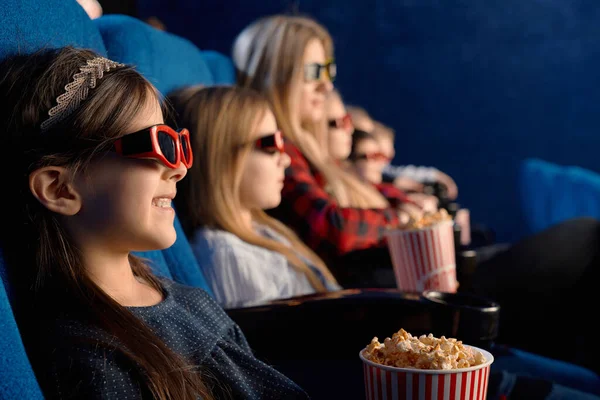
[372, 120, 396, 140]
[170, 85, 338, 292]
[233, 15, 389, 209]
[346, 105, 375, 133]
[347, 104, 395, 140]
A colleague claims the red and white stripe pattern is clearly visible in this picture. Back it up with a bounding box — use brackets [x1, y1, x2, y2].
[363, 363, 491, 400]
[385, 221, 457, 293]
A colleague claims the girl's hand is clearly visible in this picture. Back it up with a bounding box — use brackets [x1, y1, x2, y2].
[398, 202, 424, 226]
[407, 193, 438, 213]
[436, 171, 458, 200]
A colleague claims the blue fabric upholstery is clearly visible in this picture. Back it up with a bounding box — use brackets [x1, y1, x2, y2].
[0, 0, 106, 59]
[95, 15, 215, 97]
[162, 215, 213, 293]
[203, 50, 236, 84]
[520, 159, 559, 234]
[492, 346, 600, 395]
[0, 251, 44, 399]
[132, 250, 173, 279]
[520, 158, 600, 233]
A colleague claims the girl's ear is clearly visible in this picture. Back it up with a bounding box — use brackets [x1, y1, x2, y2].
[29, 167, 82, 216]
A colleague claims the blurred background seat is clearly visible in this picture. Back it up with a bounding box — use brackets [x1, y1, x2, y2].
[520, 158, 600, 233]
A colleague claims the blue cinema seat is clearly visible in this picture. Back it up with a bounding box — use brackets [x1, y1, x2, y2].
[95, 15, 215, 96]
[202, 50, 236, 84]
[0, 0, 105, 59]
[520, 158, 600, 233]
[0, 253, 44, 399]
[95, 14, 235, 96]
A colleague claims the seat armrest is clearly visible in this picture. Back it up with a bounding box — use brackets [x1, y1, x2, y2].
[226, 289, 499, 363]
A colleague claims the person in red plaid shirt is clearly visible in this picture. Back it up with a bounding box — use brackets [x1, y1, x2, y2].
[233, 15, 418, 270]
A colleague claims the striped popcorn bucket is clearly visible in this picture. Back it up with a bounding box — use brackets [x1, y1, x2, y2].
[360, 346, 494, 400]
[385, 221, 458, 293]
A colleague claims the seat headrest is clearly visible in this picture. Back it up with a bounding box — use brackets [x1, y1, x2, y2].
[203, 50, 236, 85]
[95, 15, 215, 96]
[0, 0, 106, 60]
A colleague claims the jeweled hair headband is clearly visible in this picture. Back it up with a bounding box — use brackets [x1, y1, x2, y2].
[40, 57, 126, 132]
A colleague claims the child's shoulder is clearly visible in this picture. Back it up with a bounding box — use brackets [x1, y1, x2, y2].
[156, 278, 237, 333]
[160, 277, 214, 303]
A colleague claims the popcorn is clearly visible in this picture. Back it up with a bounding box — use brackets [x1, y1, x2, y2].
[363, 328, 486, 370]
[402, 209, 452, 230]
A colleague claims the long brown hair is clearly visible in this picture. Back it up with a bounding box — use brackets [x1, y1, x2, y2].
[0, 47, 212, 400]
[169, 85, 338, 292]
[233, 15, 389, 209]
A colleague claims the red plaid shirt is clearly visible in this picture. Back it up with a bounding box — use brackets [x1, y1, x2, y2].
[268, 142, 403, 261]
[375, 182, 414, 208]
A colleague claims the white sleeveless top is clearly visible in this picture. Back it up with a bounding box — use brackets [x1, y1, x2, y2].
[190, 225, 339, 309]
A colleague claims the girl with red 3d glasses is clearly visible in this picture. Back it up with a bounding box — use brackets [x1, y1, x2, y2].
[0, 47, 308, 400]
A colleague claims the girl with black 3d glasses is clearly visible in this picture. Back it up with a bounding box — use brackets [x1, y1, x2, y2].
[169, 85, 340, 309]
[0, 47, 308, 400]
